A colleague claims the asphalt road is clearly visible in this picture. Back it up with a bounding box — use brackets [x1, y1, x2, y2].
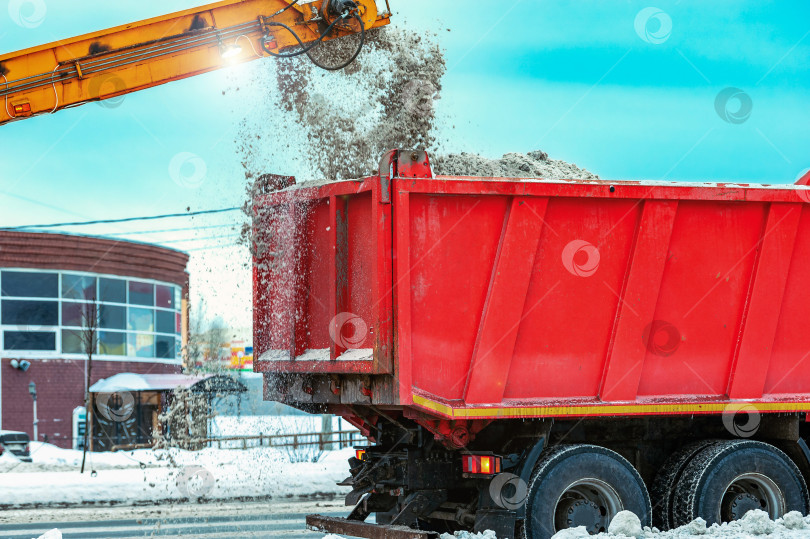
[0, 500, 351, 539]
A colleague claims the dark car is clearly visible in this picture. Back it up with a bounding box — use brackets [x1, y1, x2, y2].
[0, 430, 32, 463]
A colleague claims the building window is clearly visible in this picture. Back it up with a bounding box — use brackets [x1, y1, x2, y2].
[62, 274, 97, 301]
[1, 270, 183, 361]
[156, 335, 175, 359]
[156, 285, 174, 309]
[100, 278, 126, 304]
[129, 333, 154, 358]
[128, 307, 154, 332]
[0, 271, 58, 298]
[99, 304, 126, 330]
[128, 281, 154, 306]
[62, 302, 92, 327]
[99, 331, 126, 356]
[4, 331, 56, 351]
[2, 300, 59, 326]
[156, 310, 175, 334]
[61, 329, 91, 354]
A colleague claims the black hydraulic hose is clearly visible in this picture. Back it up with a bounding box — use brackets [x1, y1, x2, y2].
[307, 13, 365, 71]
[270, 0, 299, 17]
[261, 16, 343, 58]
[261, 12, 365, 70]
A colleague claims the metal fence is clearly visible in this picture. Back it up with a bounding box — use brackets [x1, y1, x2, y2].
[204, 429, 366, 450]
[111, 429, 365, 452]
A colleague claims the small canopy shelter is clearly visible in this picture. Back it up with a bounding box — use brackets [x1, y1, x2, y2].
[88, 373, 247, 451]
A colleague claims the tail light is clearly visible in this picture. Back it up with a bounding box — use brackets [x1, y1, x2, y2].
[24, 444, 29, 453]
[462, 454, 501, 475]
[355, 449, 367, 461]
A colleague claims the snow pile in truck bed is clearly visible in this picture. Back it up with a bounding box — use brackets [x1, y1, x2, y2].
[434, 150, 599, 180]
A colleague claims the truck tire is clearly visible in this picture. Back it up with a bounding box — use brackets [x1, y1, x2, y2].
[671, 440, 810, 527]
[522, 444, 651, 539]
[651, 440, 717, 530]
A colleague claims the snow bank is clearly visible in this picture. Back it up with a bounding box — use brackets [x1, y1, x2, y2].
[547, 509, 810, 539]
[1, 444, 354, 508]
[321, 510, 810, 539]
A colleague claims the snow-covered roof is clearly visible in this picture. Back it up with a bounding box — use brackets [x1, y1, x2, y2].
[90, 373, 215, 393]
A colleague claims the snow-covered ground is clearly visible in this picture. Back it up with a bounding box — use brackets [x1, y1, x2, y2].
[322, 510, 810, 539]
[0, 441, 353, 507]
[8, 441, 810, 539]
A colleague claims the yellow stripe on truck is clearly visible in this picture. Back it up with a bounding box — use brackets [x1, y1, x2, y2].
[412, 393, 810, 419]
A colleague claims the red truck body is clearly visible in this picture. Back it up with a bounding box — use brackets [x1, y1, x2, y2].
[254, 151, 810, 539]
[255, 151, 810, 420]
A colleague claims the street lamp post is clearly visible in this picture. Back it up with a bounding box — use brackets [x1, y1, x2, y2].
[28, 382, 38, 442]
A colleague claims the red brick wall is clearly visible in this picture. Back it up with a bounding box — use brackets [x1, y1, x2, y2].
[1, 358, 180, 448]
[0, 231, 189, 286]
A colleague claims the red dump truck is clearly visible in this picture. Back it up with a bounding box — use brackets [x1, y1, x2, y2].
[254, 150, 810, 539]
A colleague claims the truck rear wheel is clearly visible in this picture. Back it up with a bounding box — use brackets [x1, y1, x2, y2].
[651, 440, 717, 530]
[522, 445, 651, 539]
[671, 440, 810, 527]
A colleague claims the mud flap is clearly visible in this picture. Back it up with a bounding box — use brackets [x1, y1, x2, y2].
[306, 515, 439, 539]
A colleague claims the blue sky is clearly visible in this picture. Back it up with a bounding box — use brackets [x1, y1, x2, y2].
[0, 0, 808, 327]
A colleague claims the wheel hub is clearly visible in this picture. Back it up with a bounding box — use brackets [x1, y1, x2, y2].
[555, 498, 602, 534]
[720, 473, 785, 522]
[723, 492, 762, 521]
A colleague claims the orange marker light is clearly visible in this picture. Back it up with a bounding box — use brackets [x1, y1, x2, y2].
[12, 102, 32, 115]
[356, 449, 367, 461]
[462, 454, 501, 475]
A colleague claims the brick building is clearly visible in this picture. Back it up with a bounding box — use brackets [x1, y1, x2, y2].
[0, 231, 189, 448]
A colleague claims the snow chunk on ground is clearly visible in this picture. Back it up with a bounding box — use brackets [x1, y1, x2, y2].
[681, 518, 707, 535]
[779, 511, 806, 530]
[551, 526, 591, 539]
[37, 530, 61, 539]
[440, 531, 498, 539]
[725, 509, 774, 535]
[608, 511, 643, 538]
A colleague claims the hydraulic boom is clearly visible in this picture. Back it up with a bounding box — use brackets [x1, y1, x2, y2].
[0, 0, 389, 125]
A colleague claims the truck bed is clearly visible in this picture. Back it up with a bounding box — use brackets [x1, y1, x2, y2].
[254, 150, 810, 421]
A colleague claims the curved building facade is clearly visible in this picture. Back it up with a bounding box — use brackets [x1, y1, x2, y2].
[0, 231, 189, 448]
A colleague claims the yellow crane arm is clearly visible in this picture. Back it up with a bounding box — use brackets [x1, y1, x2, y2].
[0, 0, 389, 125]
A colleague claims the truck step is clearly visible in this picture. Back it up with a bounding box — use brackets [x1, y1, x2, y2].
[306, 514, 439, 539]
